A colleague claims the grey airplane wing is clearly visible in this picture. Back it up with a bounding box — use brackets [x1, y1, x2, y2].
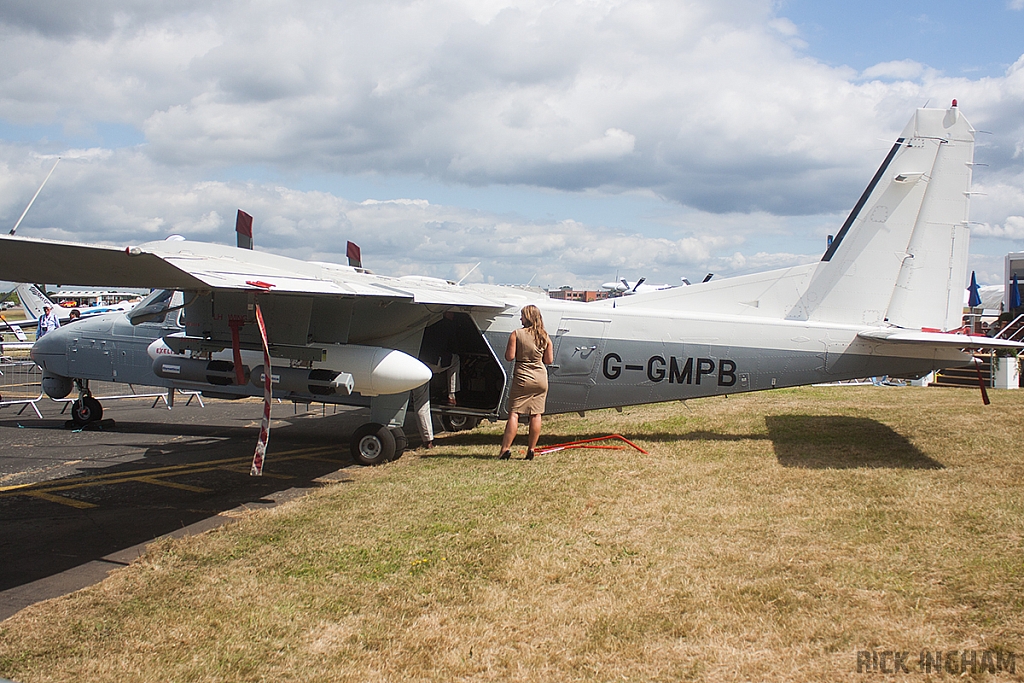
[0, 235, 506, 308]
[0, 235, 206, 290]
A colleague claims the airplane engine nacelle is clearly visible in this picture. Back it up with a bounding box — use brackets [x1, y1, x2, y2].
[250, 366, 355, 396]
[152, 357, 249, 386]
[41, 373, 74, 399]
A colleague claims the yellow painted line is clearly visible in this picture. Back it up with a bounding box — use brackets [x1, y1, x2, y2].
[22, 491, 97, 509]
[0, 445, 343, 506]
[128, 476, 211, 493]
[0, 445, 338, 491]
[217, 465, 293, 479]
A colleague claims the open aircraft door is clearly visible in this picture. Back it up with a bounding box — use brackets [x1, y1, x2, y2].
[547, 315, 609, 413]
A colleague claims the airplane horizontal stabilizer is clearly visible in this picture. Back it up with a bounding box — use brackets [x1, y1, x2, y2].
[858, 328, 1024, 351]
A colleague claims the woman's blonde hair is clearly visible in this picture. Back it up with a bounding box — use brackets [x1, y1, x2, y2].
[521, 305, 548, 351]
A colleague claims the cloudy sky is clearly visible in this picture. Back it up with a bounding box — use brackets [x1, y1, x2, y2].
[1, 0, 1023, 290]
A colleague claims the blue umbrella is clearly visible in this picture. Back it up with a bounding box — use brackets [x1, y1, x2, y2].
[1011, 274, 1022, 310]
[968, 271, 982, 308]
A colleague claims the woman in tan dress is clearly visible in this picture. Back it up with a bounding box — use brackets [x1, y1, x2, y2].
[499, 305, 553, 460]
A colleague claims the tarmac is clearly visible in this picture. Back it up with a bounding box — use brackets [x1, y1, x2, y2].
[0, 383, 375, 622]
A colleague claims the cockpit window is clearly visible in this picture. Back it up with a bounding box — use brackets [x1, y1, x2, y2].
[137, 289, 174, 311]
[128, 289, 182, 326]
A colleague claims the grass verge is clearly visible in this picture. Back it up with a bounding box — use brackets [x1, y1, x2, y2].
[2, 385, 1023, 682]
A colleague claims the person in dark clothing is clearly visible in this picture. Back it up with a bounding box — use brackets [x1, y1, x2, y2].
[418, 312, 460, 404]
[411, 312, 461, 448]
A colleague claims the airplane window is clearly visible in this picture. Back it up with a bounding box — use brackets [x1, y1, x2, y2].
[137, 289, 174, 312]
[128, 289, 177, 326]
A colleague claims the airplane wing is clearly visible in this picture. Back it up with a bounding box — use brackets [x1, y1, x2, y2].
[0, 235, 505, 308]
[0, 316, 28, 341]
[858, 328, 1024, 351]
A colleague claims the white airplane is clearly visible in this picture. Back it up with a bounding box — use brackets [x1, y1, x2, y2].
[1, 102, 1020, 469]
[600, 277, 677, 295]
[15, 283, 135, 326]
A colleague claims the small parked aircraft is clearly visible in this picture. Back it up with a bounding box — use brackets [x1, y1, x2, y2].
[15, 283, 136, 325]
[1, 102, 1020, 469]
[600, 277, 677, 295]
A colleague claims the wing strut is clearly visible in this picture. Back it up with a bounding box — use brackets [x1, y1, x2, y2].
[973, 358, 991, 406]
[228, 317, 246, 385]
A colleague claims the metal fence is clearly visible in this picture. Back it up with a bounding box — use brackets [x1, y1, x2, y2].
[1, 353, 206, 419]
[0, 358, 44, 418]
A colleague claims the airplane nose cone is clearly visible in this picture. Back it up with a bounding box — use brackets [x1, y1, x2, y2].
[30, 325, 72, 375]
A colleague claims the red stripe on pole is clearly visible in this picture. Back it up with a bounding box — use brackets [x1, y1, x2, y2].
[251, 303, 272, 476]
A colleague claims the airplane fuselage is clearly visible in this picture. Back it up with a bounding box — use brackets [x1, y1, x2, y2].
[32, 296, 970, 422]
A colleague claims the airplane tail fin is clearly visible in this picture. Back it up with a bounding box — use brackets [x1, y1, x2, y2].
[599, 103, 974, 331]
[794, 102, 975, 330]
[16, 283, 58, 322]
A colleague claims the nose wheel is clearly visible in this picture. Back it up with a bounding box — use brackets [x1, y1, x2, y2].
[70, 395, 103, 426]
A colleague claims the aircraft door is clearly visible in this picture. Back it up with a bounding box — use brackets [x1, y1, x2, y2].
[551, 317, 609, 379]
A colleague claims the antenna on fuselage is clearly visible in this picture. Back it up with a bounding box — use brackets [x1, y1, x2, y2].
[457, 262, 480, 286]
[10, 157, 60, 236]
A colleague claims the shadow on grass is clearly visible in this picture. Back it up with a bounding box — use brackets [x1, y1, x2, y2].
[767, 415, 943, 470]
[427, 430, 650, 459]
[429, 417, 943, 470]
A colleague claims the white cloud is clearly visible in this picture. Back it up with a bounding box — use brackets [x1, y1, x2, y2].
[973, 216, 1024, 239]
[860, 60, 927, 81]
[1, 1, 1023, 288]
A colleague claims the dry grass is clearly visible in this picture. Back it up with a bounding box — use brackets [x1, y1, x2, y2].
[2, 385, 1024, 682]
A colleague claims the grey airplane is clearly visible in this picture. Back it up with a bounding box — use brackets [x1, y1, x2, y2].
[1, 102, 1020, 467]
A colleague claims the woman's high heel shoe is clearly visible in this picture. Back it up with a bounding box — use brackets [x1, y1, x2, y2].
[498, 450, 511, 460]
[525, 449, 535, 460]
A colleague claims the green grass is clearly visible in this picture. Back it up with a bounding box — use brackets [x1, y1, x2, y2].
[2, 385, 1024, 682]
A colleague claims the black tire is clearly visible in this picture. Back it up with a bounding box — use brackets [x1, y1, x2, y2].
[389, 427, 408, 461]
[350, 423, 397, 466]
[442, 414, 479, 432]
[71, 396, 103, 426]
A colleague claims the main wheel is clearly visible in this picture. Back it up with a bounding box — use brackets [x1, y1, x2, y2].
[350, 423, 397, 466]
[389, 426, 408, 461]
[442, 414, 479, 432]
[71, 396, 103, 426]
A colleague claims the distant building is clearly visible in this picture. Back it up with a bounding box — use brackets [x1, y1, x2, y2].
[1007, 252, 1024, 316]
[548, 288, 609, 302]
[51, 289, 146, 307]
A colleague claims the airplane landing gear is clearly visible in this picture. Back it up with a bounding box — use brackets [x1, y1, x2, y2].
[71, 396, 103, 426]
[350, 423, 397, 466]
[389, 426, 407, 461]
[441, 413, 479, 432]
[70, 379, 103, 426]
